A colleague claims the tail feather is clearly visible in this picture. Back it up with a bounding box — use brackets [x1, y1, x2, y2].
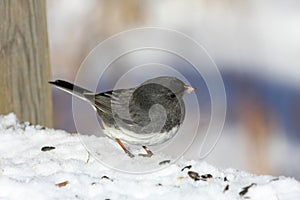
[49, 80, 92, 101]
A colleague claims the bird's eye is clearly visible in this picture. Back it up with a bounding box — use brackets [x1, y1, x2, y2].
[170, 93, 176, 98]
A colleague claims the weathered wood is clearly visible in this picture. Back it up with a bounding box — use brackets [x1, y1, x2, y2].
[0, 0, 53, 127]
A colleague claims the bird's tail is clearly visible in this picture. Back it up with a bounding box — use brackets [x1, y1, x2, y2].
[49, 80, 92, 101]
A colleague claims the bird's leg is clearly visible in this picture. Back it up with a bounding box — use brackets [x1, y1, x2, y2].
[138, 146, 154, 157]
[115, 138, 134, 158]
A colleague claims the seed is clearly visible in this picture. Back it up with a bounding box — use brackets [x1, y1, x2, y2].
[159, 160, 171, 165]
[41, 146, 55, 151]
[223, 185, 229, 193]
[101, 175, 113, 181]
[201, 174, 213, 179]
[188, 171, 200, 181]
[239, 183, 257, 196]
[55, 181, 69, 187]
[181, 165, 192, 171]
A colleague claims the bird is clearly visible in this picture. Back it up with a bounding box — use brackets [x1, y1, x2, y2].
[49, 76, 195, 157]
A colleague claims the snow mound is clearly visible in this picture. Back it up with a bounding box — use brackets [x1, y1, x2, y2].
[0, 113, 300, 200]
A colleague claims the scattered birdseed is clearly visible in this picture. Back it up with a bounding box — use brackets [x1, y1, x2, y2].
[223, 184, 229, 193]
[41, 146, 55, 151]
[270, 178, 279, 182]
[188, 171, 200, 181]
[35, 125, 46, 130]
[201, 174, 213, 179]
[101, 176, 113, 181]
[55, 181, 69, 187]
[177, 176, 185, 181]
[239, 183, 257, 196]
[181, 165, 192, 171]
[85, 151, 90, 163]
[159, 160, 171, 165]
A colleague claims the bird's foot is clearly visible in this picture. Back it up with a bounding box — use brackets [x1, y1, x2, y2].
[126, 150, 135, 158]
[138, 146, 154, 157]
[115, 138, 135, 158]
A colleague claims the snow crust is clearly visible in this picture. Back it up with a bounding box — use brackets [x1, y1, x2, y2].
[0, 113, 300, 200]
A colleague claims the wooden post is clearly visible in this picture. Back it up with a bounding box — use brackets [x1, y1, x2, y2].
[0, 0, 53, 127]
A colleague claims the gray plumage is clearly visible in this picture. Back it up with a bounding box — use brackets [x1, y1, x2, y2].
[49, 76, 191, 145]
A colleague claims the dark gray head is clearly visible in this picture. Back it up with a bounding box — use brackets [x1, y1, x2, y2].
[128, 76, 195, 134]
[141, 76, 195, 98]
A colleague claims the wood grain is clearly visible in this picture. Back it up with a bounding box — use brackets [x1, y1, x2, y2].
[0, 0, 53, 127]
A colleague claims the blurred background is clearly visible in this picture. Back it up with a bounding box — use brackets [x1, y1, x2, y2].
[46, 0, 300, 179]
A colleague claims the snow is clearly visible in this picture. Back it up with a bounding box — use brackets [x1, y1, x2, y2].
[0, 113, 300, 199]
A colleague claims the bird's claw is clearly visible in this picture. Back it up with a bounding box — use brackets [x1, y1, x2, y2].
[126, 151, 135, 158]
[138, 146, 153, 157]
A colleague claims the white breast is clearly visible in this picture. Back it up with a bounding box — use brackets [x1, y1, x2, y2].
[103, 125, 180, 146]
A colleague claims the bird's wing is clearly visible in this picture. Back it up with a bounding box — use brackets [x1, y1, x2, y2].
[84, 88, 136, 125]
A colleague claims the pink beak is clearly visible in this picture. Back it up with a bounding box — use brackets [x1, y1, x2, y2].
[184, 85, 196, 93]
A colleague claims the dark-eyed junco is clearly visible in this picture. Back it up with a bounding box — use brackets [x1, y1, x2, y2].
[49, 76, 195, 157]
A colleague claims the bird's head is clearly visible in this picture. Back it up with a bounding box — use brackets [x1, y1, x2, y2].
[142, 76, 196, 98]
